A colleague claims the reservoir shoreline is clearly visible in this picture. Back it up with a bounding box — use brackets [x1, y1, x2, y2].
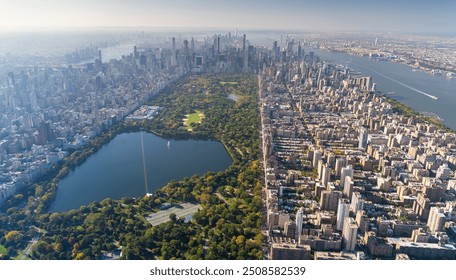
[48, 127, 233, 212]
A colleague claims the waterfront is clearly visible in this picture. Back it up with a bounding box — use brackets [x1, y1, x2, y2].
[48, 132, 232, 212]
[310, 48, 456, 130]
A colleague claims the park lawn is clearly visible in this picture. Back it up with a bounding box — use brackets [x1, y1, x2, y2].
[219, 81, 238, 85]
[0, 244, 6, 255]
[183, 110, 205, 131]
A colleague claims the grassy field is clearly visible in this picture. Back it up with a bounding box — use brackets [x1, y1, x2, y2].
[183, 110, 205, 131]
[219, 81, 238, 85]
[0, 244, 7, 256]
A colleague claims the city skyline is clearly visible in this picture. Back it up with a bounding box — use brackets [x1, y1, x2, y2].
[1, 20, 456, 261]
[1, 0, 455, 34]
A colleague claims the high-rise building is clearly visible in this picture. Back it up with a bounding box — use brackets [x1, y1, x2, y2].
[337, 198, 350, 231]
[242, 34, 248, 73]
[358, 128, 368, 149]
[36, 121, 54, 145]
[340, 165, 354, 189]
[327, 153, 336, 168]
[320, 190, 341, 212]
[195, 56, 203, 67]
[183, 40, 190, 64]
[335, 157, 346, 177]
[296, 207, 304, 242]
[281, 51, 287, 65]
[355, 210, 369, 234]
[351, 192, 364, 213]
[217, 36, 220, 54]
[365, 76, 372, 92]
[342, 217, 358, 251]
[427, 207, 447, 233]
[318, 159, 324, 180]
[190, 37, 195, 55]
[343, 176, 354, 199]
[313, 150, 323, 168]
[171, 37, 177, 66]
[322, 165, 331, 187]
[133, 46, 138, 59]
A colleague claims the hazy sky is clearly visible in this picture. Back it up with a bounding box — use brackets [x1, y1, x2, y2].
[1, 0, 455, 34]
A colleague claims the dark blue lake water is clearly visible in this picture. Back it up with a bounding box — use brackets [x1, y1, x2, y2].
[49, 132, 232, 212]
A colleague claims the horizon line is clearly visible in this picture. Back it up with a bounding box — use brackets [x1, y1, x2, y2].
[0, 26, 454, 37]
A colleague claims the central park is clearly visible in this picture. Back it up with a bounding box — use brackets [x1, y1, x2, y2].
[0, 74, 263, 260]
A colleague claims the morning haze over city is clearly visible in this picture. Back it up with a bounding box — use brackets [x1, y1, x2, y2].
[0, 0, 456, 266]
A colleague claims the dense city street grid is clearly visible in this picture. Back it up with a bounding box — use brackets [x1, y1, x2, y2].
[0, 31, 456, 260]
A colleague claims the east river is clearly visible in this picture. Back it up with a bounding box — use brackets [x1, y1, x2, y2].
[310, 48, 456, 130]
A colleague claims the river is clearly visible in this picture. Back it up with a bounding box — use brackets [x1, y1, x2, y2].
[48, 132, 232, 212]
[309, 48, 456, 130]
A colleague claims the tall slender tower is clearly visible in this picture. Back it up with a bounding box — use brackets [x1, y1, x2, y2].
[133, 46, 138, 59]
[336, 198, 350, 231]
[242, 34, 248, 73]
[191, 37, 195, 55]
[322, 164, 331, 187]
[171, 37, 177, 66]
[295, 207, 304, 242]
[217, 36, 220, 54]
[358, 127, 368, 149]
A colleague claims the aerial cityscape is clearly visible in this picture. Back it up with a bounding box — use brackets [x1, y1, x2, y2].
[0, 0, 456, 262]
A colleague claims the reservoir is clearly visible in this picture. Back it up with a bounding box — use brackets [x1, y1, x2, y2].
[309, 48, 456, 130]
[49, 132, 232, 212]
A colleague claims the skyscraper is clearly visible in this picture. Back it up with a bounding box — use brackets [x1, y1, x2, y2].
[335, 157, 346, 177]
[355, 210, 369, 234]
[217, 36, 220, 54]
[242, 34, 248, 73]
[313, 150, 323, 168]
[322, 164, 331, 187]
[351, 192, 364, 214]
[358, 127, 368, 149]
[365, 76, 372, 92]
[343, 176, 354, 199]
[337, 198, 350, 231]
[295, 207, 304, 242]
[133, 46, 138, 59]
[297, 44, 302, 60]
[171, 37, 177, 66]
[342, 217, 358, 251]
[340, 165, 354, 189]
[320, 190, 341, 212]
[190, 37, 195, 56]
[36, 121, 54, 145]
